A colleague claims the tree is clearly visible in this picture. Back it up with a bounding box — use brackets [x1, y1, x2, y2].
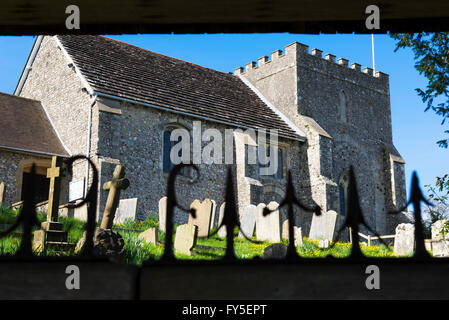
[392, 33, 449, 234]
[423, 174, 449, 237]
[391, 32, 449, 148]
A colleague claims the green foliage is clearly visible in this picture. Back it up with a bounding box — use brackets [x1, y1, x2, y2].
[0, 206, 21, 225]
[0, 236, 20, 255]
[121, 231, 163, 264]
[59, 216, 87, 243]
[391, 32, 449, 148]
[0, 208, 402, 263]
[117, 214, 160, 230]
[423, 174, 449, 237]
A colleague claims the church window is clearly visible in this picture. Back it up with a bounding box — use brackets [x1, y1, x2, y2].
[339, 90, 349, 123]
[258, 144, 285, 179]
[162, 126, 190, 176]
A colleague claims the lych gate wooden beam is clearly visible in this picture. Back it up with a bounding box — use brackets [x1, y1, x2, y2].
[0, 0, 448, 35]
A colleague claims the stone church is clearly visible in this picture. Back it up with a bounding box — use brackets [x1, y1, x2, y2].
[0, 35, 406, 235]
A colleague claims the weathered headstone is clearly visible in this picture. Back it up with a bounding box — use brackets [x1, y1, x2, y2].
[309, 210, 337, 241]
[188, 198, 213, 237]
[217, 202, 226, 238]
[256, 201, 281, 243]
[174, 224, 198, 256]
[394, 223, 415, 256]
[238, 204, 257, 238]
[263, 243, 288, 259]
[158, 196, 167, 233]
[425, 239, 433, 252]
[115, 198, 138, 224]
[100, 165, 130, 229]
[138, 227, 158, 245]
[282, 220, 303, 246]
[0, 182, 5, 205]
[209, 199, 217, 230]
[432, 220, 449, 257]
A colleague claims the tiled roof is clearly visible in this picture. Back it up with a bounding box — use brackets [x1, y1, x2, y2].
[57, 35, 303, 140]
[0, 92, 69, 156]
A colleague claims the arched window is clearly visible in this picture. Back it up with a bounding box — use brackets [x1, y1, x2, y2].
[339, 90, 349, 123]
[162, 125, 190, 176]
[257, 144, 285, 179]
[339, 172, 349, 216]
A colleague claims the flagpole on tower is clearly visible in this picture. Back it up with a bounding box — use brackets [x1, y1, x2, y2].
[371, 34, 376, 74]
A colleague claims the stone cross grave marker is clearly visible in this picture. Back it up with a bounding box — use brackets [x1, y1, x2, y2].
[217, 202, 226, 238]
[174, 224, 198, 256]
[432, 220, 449, 257]
[115, 198, 138, 224]
[33, 156, 68, 251]
[309, 210, 337, 241]
[238, 204, 257, 238]
[158, 196, 167, 233]
[282, 220, 303, 247]
[0, 182, 5, 205]
[45, 156, 64, 226]
[188, 198, 213, 238]
[100, 165, 130, 229]
[394, 223, 415, 256]
[256, 201, 281, 243]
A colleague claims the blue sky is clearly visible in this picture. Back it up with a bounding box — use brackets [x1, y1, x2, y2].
[0, 33, 447, 199]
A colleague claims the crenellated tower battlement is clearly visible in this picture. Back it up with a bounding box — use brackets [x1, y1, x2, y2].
[234, 42, 389, 83]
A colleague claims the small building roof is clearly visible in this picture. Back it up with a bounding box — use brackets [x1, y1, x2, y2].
[0, 92, 69, 157]
[56, 35, 305, 141]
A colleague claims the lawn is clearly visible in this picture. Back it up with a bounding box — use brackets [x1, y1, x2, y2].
[0, 205, 401, 264]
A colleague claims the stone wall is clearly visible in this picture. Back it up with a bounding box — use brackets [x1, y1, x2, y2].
[95, 99, 309, 226]
[18, 36, 98, 195]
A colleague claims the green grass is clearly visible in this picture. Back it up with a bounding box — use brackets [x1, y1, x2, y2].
[0, 206, 403, 264]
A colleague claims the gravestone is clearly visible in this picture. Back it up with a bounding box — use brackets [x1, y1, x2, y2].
[238, 204, 257, 238]
[425, 239, 433, 252]
[217, 202, 226, 238]
[138, 227, 158, 245]
[432, 220, 449, 257]
[210, 199, 217, 230]
[174, 224, 198, 256]
[263, 243, 288, 259]
[100, 165, 130, 229]
[188, 198, 213, 237]
[309, 210, 337, 241]
[282, 220, 303, 246]
[115, 198, 138, 224]
[158, 196, 167, 233]
[394, 223, 415, 256]
[256, 201, 281, 243]
[0, 182, 5, 205]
